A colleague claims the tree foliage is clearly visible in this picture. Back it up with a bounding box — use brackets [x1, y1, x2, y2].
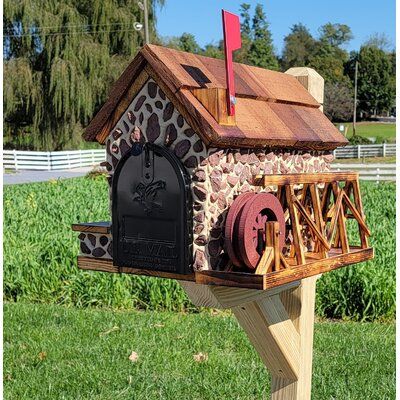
[307, 23, 352, 83]
[163, 3, 279, 70]
[247, 4, 278, 70]
[357, 44, 395, 116]
[4, 0, 162, 150]
[281, 22, 352, 83]
[318, 23, 353, 47]
[281, 23, 315, 70]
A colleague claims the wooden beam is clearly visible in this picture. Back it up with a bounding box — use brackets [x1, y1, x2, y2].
[292, 196, 330, 251]
[273, 222, 281, 272]
[331, 182, 349, 253]
[71, 221, 111, 234]
[271, 276, 318, 399]
[326, 190, 343, 245]
[342, 191, 371, 236]
[286, 185, 306, 265]
[232, 295, 300, 380]
[309, 184, 327, 257]
[180, 281, 300, 309]
[254, 172, 359, 186]
[77, 256, 195, 281]
[255, 247, 274, 275]
[196, 247, 373, 290]
[178, 281, 223, 308]
[320, 182, 333, 219]
[263, 247, 373, 289]
[351, 179, 369, 248]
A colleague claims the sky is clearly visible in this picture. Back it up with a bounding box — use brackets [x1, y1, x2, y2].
[155, 0, 396, 54]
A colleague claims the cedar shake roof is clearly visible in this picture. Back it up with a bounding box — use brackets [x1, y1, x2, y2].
[84, 44, 348, 150]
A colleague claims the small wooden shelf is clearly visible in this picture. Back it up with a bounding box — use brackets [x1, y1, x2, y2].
[77, 246, 373, 291]
[72, 221, 111, 234]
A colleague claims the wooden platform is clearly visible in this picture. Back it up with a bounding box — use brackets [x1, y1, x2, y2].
[77, 246, 373, 290]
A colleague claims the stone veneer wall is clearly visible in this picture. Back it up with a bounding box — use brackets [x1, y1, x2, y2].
[78, 232, 112, 260]
[79, 78, 334, 270]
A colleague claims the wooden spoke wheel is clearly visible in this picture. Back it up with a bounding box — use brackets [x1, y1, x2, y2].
[237, 193, 286, 270]
[224, 192, 255, 266]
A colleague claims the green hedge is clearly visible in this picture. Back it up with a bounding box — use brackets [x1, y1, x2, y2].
[4, 176, 395, 320]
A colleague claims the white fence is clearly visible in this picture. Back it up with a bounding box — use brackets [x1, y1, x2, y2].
[333, 143, 396, 159]
[2, 145, 397, 172]
[332, 163, 396, 182]
[3, 149, 106, 171]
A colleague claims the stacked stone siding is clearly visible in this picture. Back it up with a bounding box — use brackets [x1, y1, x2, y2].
[78, 232, 112, 260]
[78, 78, 333, 270]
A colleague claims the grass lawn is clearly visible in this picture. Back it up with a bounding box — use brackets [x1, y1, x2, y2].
[340, 122, 396, 143]
[4, 302, 395, 400]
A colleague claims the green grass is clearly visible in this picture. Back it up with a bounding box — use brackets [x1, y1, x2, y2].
[4, 302, 395, 400]
[340, 123, 396, 143]
[3, 177, 396, 320]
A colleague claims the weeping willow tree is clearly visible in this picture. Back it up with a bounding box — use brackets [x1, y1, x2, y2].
[4, 0, 163, 150]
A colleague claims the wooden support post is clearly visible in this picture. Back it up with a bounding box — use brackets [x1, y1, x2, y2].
[180, 276, 318, 400]
[270, 277, 318, 399]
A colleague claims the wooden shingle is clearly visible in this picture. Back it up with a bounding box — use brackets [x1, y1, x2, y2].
[84, 44, 348, 150]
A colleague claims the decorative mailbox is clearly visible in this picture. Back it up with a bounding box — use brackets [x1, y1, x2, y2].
[72, 10, 373, 400]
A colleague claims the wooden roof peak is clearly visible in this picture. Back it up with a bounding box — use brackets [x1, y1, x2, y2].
[84, 44, 348, 150]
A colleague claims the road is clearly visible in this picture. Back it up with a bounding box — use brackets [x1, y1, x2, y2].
[4, 167, 94, 185]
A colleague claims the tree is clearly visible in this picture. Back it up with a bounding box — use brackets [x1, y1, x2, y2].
[357, 44, 395, 116]
[308, 23, 352, 83]
[308, 45, 348, 82]
[234, 3, 252, 64]
[177, 33, 201, 54]
[324, 80, 354, 121]
[318, 23, 353, 47]
[281, 23, 315, 70]
[202, 42, 224, 59]
[364, 33, 393, 52]
[4, 0, 163, 151]
[247, 4, 278, 70]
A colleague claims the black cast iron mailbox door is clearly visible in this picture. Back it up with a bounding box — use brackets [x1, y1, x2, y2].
[112, 143, 193, 274]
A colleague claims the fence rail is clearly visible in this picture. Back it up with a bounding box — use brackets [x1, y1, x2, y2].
[2, 144, 397, 172]
[3, 149, 106, 171]
[331, 163, 395, 182]
[333, 143, 396, 159]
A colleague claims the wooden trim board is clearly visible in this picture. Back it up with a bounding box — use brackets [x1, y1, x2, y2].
[254, 172, 359, 186]
[78, 246, 373, 290]
[77, 256, 195, 281]
[72, 221, 111, 234]
[196, 247, 373, 290]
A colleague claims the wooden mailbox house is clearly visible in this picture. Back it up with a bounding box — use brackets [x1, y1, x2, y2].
[73, 43, 373, 399]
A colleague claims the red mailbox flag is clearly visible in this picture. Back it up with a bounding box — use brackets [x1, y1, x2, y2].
[222, 10, 242, 116]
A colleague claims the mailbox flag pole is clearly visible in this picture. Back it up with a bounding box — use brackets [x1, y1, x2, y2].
[222, 10, 241, 116]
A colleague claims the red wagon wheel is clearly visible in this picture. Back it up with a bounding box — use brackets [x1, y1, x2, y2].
[224, 192, 255, 266]
[237, 193, 285, 270]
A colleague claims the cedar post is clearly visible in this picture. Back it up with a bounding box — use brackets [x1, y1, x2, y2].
[180, 276, 319, 400]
